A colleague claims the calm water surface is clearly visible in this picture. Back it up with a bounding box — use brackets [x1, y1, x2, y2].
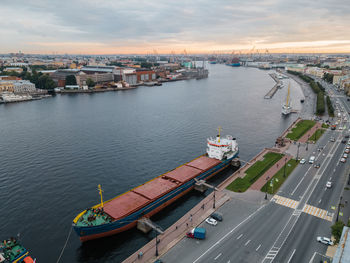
[0, 65, 305, 262]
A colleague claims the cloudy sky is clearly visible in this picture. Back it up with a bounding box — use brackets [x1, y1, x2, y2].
[1, 0, 350, 54]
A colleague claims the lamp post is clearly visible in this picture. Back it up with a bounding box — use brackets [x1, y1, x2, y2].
[283, 157, 287, 177]
[265, 176, 270, 200]
[336, 196, 343, 222]
[296, 142, 301, 162]
[213, 188, 216, 209]
[314, 129, 317, 142]
[155, 232, 159, 257]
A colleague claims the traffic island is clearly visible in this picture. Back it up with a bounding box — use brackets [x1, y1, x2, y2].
[308, 128, 326, 143]
[226, 152, 283, 193]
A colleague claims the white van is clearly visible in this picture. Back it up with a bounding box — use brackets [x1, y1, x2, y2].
[309, 156, 316, 164]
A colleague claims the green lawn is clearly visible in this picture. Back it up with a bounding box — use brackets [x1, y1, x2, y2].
[308, 129, 326, 143]
[286, 120, 316, 141]
[322, 123, 329, 129]
[226, 152, 283, 193]
[261, 159, 298, 194]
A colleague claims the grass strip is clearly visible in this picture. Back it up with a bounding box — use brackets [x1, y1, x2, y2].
[226, 152, 283, 193]
[286, 120, 316, 141]
[308, 129, 325, 143]
[261, 159, 298, 194]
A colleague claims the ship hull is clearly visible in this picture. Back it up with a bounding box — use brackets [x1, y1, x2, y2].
[73, 153, 238, 242]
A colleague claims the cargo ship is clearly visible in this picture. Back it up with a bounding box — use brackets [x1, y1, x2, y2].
[72, 129, 239, 242]
[0, 238, 35, 263]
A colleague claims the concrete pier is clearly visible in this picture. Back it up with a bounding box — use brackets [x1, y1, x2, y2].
[264, 73, 282, 99]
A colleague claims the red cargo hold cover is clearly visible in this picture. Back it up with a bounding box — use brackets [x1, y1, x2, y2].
[104, 191, 150, 220]
[164, 165, 202, 183]
[133, 177, 179, 200]
[186, 156, 221, 171]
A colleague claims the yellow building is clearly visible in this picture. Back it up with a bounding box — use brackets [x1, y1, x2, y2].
[0, 82, 14, 92]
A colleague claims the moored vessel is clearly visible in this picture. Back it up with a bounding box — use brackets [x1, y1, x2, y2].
[72, 128, 239, 242]
[0, 238, 35, 263]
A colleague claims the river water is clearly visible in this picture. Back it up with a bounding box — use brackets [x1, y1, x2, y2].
[0, 64, 306, 262]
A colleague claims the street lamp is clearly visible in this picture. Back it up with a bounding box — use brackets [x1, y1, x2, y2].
[283, 157, 287, 177]
[336, 196, 343, 222]
[314, 129, 317, 142]
[213, 188, 216, 209]
[296, 142, 301, 162]
[155, 232, 159, 257]
[265, 176, 270, 200]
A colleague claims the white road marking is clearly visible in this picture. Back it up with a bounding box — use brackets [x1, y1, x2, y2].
[237, 234, 243, 240]
[291, 165, 313, 195]
[214, 253, 222, 260]
[256, 244, 261, 251]
[287, 249, 296, 263]
[192, 205, 266, 263]
[319, 199, 322, 203]
[244, 240, 251, 246]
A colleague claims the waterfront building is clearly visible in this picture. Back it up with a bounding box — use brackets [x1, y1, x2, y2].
[4, 67, 23, 73]
[0, 81, 14, 92]
[136, 69, 156, 82]
[0, 80, 36, 93]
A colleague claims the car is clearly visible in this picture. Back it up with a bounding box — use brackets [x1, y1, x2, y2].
[205, 217, 218, 226]
[341, 158, 347, 163]
[309, 156, 316, 164]
[344, 153, 349, 158]
[314, 163, 320, 168]
[346, 146, 350, 150]
[345, 149, 350, 154]
[326, 181, 332, 188]
[317, 236, 334, 246]
[330, 137, 336, 142]
[346, 135, 350, 139]
[300, 158, 306, 164]
[342, 140, 347, 144]
[331, 126, 336, 130]
[210, 212, 223, 221]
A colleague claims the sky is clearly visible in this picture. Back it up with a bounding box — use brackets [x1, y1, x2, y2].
[1, 0, 350, 54]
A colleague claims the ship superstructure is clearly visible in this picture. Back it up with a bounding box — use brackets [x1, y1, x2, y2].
[282, 83, 292, 115]
[72, 129, 239, 242]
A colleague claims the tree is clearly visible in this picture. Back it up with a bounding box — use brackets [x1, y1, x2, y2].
[86, 78, 95, 87]
[331, 221, 345, 244]
[65, 75, 77, 85]
[37, 74, 56, 90]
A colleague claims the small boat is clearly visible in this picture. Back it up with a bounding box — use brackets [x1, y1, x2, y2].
[0, 238, 35, 263]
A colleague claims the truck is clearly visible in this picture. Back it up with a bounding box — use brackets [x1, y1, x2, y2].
[186, 227, 206, 239]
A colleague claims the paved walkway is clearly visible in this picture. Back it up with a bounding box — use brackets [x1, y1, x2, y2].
[299, 122, 322, 143]
[250, 154, 293, 190]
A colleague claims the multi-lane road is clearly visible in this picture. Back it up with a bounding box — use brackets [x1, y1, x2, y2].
[162, 81, 350, 263]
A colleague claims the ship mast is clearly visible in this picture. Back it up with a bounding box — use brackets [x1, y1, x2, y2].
[286, 82, 291, 106]
[98, 184, 104, 209]
[217, 126, 222, 143]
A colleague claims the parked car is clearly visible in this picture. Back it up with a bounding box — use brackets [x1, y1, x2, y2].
[317, 236, 334, 246]
[344, 153, 349, 159]
[346, 135, 350, 139]
[345, 149, 350, 154]
[341, 158, 347, 163]
[342, 140, 347, 144]
[210, 212, 223, 222]
[300, 158, 306, 164]
[326, 181, 332, 188]
[205, 217, 218, 226]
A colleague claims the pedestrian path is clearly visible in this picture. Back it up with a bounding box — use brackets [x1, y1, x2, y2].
[272, 195, 333, 222]
[272, 195, 299, 209]
[302, 204, 333, 222]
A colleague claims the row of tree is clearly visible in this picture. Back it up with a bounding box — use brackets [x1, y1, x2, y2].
[287, 70, 326, 115]
[326, 95, 335, 117]
[65, 75, 95, 87]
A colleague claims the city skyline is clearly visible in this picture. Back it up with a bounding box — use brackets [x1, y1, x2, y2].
[1, 0, 350, 54]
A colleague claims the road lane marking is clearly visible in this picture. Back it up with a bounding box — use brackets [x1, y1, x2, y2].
[244, 240, 250, 246]
[256, 244, 261, 251]
[214, 253, 222, 260]
[319, 199, 322, 203]
[237, 234, 243, 240]
[192, 205, 266, 263]
[287, 249, 296, 263]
